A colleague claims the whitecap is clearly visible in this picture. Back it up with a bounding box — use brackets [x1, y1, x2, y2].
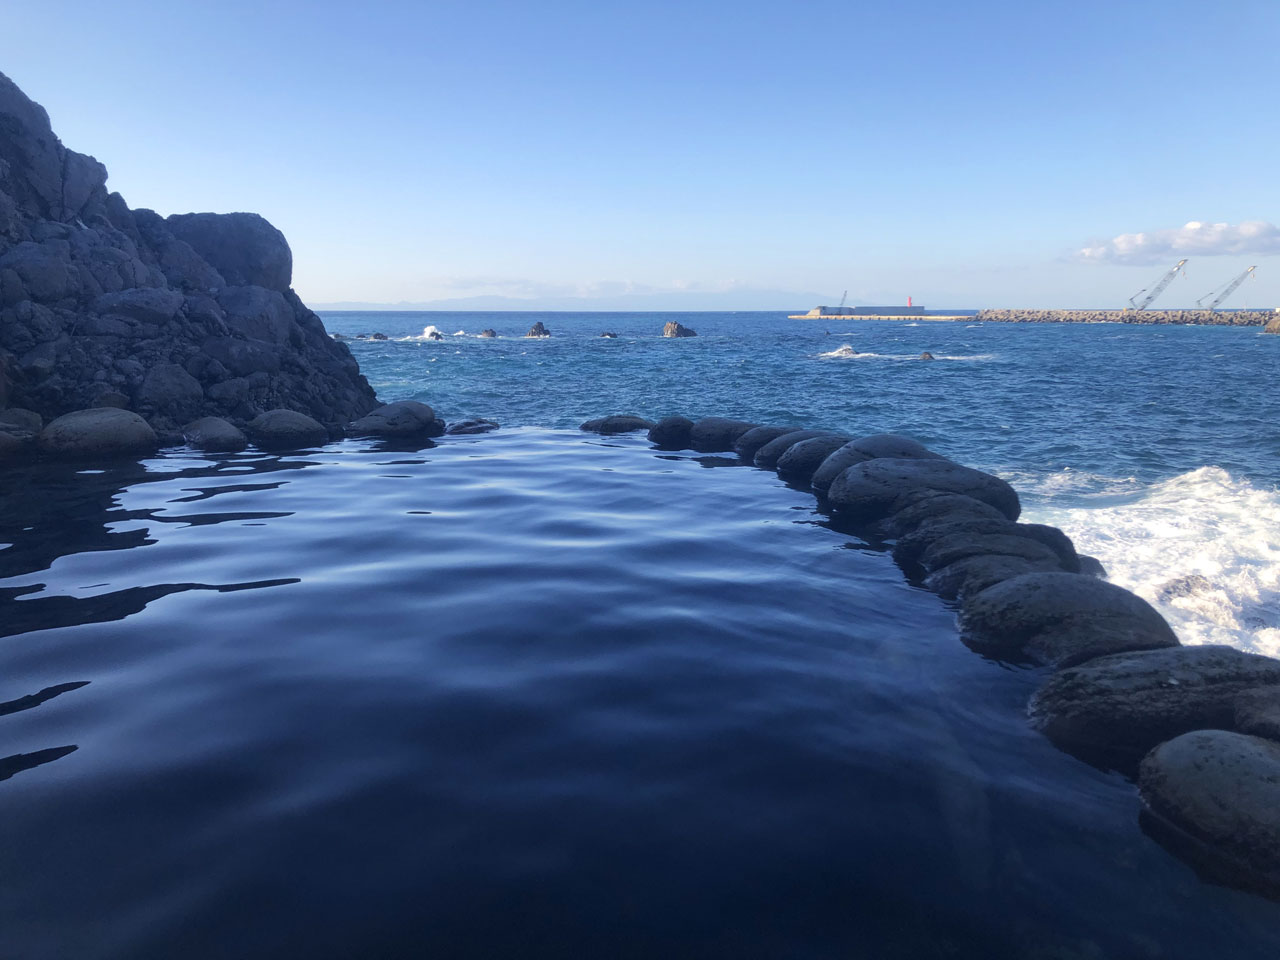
[819, 344, 861, 358]
[1025, 466, 1280, 656]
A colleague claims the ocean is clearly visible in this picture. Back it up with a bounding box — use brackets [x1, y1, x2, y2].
[2, 311, 1278, 957]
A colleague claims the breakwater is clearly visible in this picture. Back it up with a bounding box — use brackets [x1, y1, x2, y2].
[977, 308, 1276, 326]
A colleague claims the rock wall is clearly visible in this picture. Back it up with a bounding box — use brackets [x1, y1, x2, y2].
[0, 71, 377, 437]
[977, 308, 1276, 326]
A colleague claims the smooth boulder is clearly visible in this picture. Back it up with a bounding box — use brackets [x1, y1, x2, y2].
[648, 415, 694, 449]
[246, 409, 328, 450]
[926, 554, 1062, 602]
[0, 407, 42, 433]
[348, 400, 443, 439]
[1140, 730, 1280, 891]
[755, 430, 845, 470]
[776, 434, 859, 483]
[1030, 645, 1280, 765]
[733, 425, 802, 461]
[689, 417, 758, 453]
[960, 572, 1179, 668]
[811, 434, 945, 494]
[182, 416, 247, 452]
[875, 491, 1010, 539]
[827, 457, 1020, 522]
[580, 414, 655, 435]
[37, 408, 158, 458]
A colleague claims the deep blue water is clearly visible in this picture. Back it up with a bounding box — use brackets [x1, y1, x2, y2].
[2, 312, 1280, 957]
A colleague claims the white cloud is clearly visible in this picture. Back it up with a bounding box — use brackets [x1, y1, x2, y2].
[1077, 220, 1280, 265]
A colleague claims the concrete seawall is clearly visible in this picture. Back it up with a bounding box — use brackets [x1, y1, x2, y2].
[977, 309, 1276, 326]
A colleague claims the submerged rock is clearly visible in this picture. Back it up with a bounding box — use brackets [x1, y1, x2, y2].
[349, 400, 443, 439]
[446, 418, 499, 435]
[647, 415, 694, 449]
[525, 321, 550, 338]
[1030, 645, 1280, 766]
[1140, 730, 1280, 894]
[370, 332, 388, 340]
[826, 457, 1020, 522]
[920, 352, 936, 360]
[182, 416, 247, 452]
[580, 414, 655, 435]
[426, 331, 444, 341]
[246, 409, 328, 450]
[37, 407, 158, 458]
[599, 331, 618, 338]
[810, 434, 946, 495]
[960, 572, 1179, 668]
[662, 321, 697, 338]
[478, 329, 497, 338]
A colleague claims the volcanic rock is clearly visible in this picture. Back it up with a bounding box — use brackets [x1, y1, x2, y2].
[776, 434, 859, 483]
[1030, 645, 1280, 766]
[478, 329, 496, 338]
[246, 409, 328, 450]
[1139, 730, 1280, 892]
[662, 321, 697, 338]
[446, 418, 499, 435]
[827, 457, 1020, 522]
[0, 70, 377, 438]
[733, 425, 802, 461]
[960, 572, 1179, 668]
[755, 430, 845, 470]
[182, 416, 247, 452]
[580, 414, 656, 434]
[648, 415, 694, 449]
[811, 434, 946, 494]
[348, 400, 443, 439]
[37, 407, 158, 458]
[689, 417, 758, 452]
[525, 322, 550, 338]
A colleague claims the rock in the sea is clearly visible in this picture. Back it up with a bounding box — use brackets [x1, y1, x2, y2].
[182, 416, 247, 452]
[648, 415, 694, 449]
[246, 409, 328, 450]
[525, 321, 551, 338]
[662, 321, 697, 338]
[918, 532, 1065, 574]
[689, 417, 758, 452]
[446, 418, 499, 435]
[874, 491, 1009, 539]
[920, 352, 936, 360]
[960, 572, 1179, 668]
[811, 434, 946, 494]
[478, 329, 496, 338]
[1030, 645, 1280, 766]
[1139, 730, 1280, 892]
[370, 332, 388, 340]
[600, 331, 618, 338]
[580, 414, 655, 435]
[755, 430, 845, 470]
[37, 407, 158, 458]
[827, 457, 1020, 522]
[733, 425, 802, 461]
[348, 400, 443, 439]
[1264, 316, 1280, 335]
[426, 331, 444, 341]
[776, 434, 859, 483]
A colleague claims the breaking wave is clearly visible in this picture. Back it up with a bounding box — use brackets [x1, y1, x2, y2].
[1025, 466, 1280, 656]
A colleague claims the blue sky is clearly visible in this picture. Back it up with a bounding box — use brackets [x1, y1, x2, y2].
[6, 0, 1278, 309]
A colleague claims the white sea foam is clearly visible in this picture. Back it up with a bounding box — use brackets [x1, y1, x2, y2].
[817, 346, 995, 362]
[819, 344, 861, 358]
[1024, 467, 1280, 656]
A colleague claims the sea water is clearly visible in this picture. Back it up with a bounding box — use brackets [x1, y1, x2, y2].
[2, 311, 1279, 957]
[331, 310, 1280, 656]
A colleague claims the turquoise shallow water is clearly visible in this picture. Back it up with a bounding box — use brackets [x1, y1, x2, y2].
[2, 313, 1279, 957]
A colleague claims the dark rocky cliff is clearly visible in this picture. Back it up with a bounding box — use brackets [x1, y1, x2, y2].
[0, 71, 377, 436]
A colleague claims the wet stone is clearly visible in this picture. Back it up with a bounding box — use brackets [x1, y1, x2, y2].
[754, 430, 842, 470]
[733, 425, 802, 461]
[647, 415, 694, 449]
[246, 409, 328, 450]
[1030, 645, 1280, 767]
[960, 572, 1179, 669]
[37, 407, 158, 459]
[775, 434, 858, 484]
[688, 417, 758, 453]
[925, 554, 1061, 602]
[827, 457, 1021, 522]
[580, 414, 656, 435]
[182, 416, 247, 453]
[810, 433, 946, 495]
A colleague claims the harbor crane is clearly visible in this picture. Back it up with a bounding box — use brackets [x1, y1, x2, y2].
[1128, 258, 1188, 311]
[1196, 266, 1257, 311]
